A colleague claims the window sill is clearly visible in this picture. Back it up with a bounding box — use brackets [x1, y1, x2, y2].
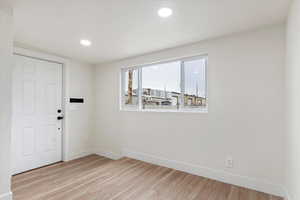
[120, 108, 208, 113]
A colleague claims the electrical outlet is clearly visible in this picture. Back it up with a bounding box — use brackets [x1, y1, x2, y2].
[225, 156, 234, 168]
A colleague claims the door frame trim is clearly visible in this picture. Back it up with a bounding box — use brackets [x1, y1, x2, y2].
[13, 47, 71, 163]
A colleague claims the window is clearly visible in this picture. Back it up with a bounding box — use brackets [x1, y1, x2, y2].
[121, 55, 208, 112]
[142, 61, 181, 110]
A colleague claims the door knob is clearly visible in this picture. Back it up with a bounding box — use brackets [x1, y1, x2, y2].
[57, 116, 64, 120]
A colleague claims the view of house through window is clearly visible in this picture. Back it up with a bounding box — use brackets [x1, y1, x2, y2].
[142, 61, 181, 110]
[121, 56, 207, 112]
[183, 59, 207, 109]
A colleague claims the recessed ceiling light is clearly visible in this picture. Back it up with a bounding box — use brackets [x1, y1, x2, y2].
[80, 39, 91, 47]
[158, 7, 173, 18]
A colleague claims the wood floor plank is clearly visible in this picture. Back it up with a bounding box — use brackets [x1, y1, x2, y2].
[35, 158, 141, 200]
[227, 186, 240, 200]
[13, 156, 107, 190]
[111, 166, 174, 200]
[12, 154, 98, 185]
[11, 155, 284, 200]
[13, 156, 112, 199]
[192, 179, 217, 199]
[211, 181, 232, 200]
[72, 162, 153, 199]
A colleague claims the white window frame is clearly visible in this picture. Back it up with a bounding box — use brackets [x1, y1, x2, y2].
[120, 55, 208, 113]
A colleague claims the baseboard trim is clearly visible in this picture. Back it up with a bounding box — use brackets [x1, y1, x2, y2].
[0, 192, 12, 200]
[122, 149, 285, 197]
[95, 150, 123, 160]
[66, 150, 93, 162]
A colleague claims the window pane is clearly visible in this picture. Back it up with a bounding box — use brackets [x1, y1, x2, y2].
[123, 68, 138, 108]
[184, 58, 207, 109]
[142, 61, 181, 110]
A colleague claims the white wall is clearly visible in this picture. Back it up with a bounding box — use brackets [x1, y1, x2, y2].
[0, 5, 13, 200]
[285, 0, 300, 199]
[64, 60, 95, 160]
[94, 25, 286, 196]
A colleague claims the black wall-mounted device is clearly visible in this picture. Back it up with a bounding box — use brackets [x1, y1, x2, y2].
[70, 98, 84, 103]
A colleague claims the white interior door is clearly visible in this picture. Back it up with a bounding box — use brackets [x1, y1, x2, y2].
[12, 54, 63, 174]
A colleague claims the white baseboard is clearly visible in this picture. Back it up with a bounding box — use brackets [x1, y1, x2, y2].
[95, 149, 123, 160]
[0, 192, 12, 200]
[123, 149, 285, 197]
[66, 150, 93, 162]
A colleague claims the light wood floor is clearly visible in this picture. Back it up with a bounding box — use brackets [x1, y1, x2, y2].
[12, 155, 283, 200]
